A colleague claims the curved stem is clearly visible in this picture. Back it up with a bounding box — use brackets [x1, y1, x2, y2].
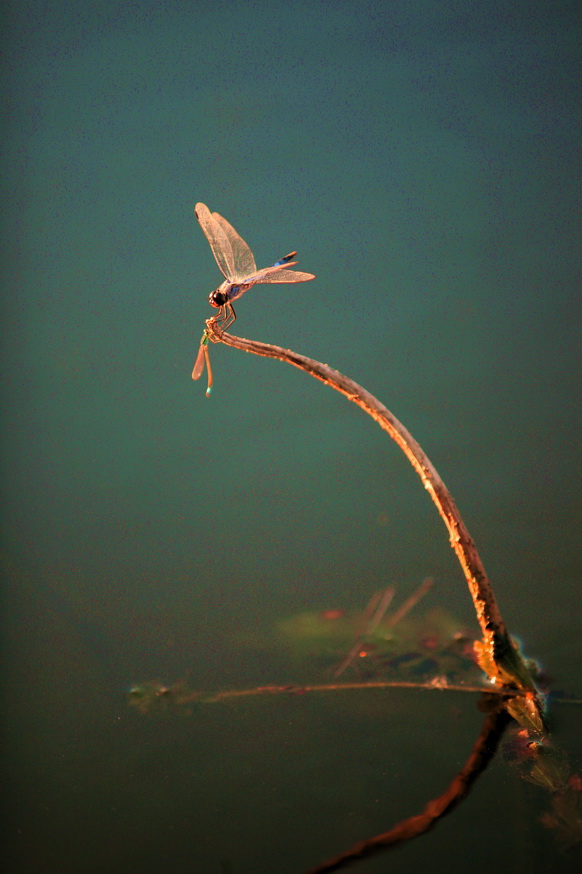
[205, 321, 542, 714]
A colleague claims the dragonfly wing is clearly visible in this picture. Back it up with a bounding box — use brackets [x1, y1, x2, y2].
[252, 264, 316, 284]
[212, 211, 257, 281]
[195, 203, 235, 281]
[192, 342, 206, 380]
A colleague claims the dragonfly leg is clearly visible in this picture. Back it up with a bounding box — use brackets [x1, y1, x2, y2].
[215, 303, 236, 331]
[223, 303, 236, 331]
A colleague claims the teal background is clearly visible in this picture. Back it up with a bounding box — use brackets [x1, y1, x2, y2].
[2, 1, 580, 872]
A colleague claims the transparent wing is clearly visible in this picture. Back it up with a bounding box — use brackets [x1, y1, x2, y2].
[251, 263, 316, 284]
[195, 202, 235, 281]
[212, 211, 257, 281]
[192, 341, 206, 380]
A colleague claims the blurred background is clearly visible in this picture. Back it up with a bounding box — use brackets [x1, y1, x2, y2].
[1, 1, 580, 872]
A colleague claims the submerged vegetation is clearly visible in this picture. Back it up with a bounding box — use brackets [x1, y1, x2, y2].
[130, 580, 491, 714]
[130, 578, 581, 866]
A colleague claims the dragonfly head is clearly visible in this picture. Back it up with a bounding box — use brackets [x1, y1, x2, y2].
[209, 288, 228, 308]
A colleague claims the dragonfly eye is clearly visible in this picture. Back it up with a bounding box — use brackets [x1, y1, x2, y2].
[209, 289, 227, 308]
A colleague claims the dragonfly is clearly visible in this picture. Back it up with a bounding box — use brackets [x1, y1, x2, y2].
[192, 202, 315, 395]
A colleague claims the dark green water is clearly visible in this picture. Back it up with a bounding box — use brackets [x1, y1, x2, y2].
[2, 2, 580, 872]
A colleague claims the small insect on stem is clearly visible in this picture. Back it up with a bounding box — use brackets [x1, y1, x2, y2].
[192, 329, 213, 396]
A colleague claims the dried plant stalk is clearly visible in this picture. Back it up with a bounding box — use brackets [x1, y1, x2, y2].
[205, 319, 543, 726]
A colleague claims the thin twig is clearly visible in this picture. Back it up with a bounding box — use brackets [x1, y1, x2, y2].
[128, 679, 512, 716]
[384, 576, 433, 629]
[199, 681, 503, 700]
[204, 320, 543, 716]
[333, 586, 395, 679]
[366, 585, 396, 634]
